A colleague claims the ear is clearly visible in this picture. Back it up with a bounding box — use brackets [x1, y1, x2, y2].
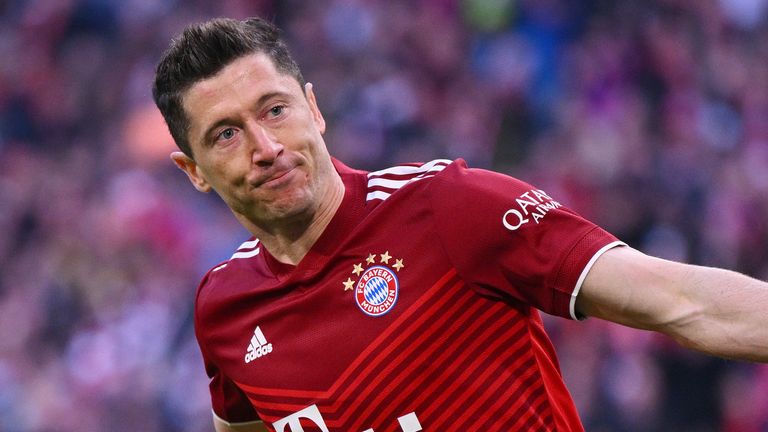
[170, 151, 212, 193]
[305, 82, 326, 134]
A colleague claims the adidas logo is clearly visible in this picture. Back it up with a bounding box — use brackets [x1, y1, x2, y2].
[244, 326, 273, 364]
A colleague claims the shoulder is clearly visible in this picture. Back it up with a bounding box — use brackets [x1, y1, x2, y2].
[195, 238, 264, 310]
[428, 159, 537, 197]
[363, 158, 537, 211]
[380, 158, 537, 209]
[364, 158, 454, 205]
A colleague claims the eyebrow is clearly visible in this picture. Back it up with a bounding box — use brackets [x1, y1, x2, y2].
[198, 91, 292, 144]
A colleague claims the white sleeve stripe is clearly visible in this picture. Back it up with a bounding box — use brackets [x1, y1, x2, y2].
[569, 241, 626, 320]
[367, 177, 407, 188]
[366, 173, 441, 202]
[367, 159, 451, 178]
[366, 190, 391, 201]
[212, 410, 264, 427]
[367, 166, 447, 188]
[237, 239, 260, 250]
[367, 174, 421, 189]
[231, 248, 261, 259]
[366, 176, 430, 202]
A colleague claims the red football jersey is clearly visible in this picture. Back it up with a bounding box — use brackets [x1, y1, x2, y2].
[195, 159, 623, 432]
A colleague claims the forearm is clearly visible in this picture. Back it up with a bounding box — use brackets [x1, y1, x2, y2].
[664, 263, 768, 362]
[578, 247, 768, 362]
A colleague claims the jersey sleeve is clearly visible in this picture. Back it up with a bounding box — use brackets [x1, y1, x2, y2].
[194, 269, 261, 424]
[203, 355, 261, 423]
[427, 160, 623, 319]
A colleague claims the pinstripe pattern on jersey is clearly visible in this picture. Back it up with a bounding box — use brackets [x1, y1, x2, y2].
[235, 268, 555, 430]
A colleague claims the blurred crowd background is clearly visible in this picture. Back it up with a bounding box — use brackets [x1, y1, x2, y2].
[1, 0, 767, 431]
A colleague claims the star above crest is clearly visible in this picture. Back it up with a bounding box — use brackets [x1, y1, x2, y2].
[380, 251, 392, 264]
[352, 263, 364, 276]
[392, 258, 405, 272]
[343, 277, 355, 291]
[344, 252, 406, 291]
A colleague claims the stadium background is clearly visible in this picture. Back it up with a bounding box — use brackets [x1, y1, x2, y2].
[1, 0, 767, 430]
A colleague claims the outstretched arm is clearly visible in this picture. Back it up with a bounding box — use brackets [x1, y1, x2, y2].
[576, 246, 768, 362]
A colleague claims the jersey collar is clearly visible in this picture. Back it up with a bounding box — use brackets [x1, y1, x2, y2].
[260, 157, 367, 279]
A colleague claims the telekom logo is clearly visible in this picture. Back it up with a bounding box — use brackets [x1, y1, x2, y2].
[272, 405, 422, 432]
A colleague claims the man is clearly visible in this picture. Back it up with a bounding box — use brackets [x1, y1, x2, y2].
[152, 17, 768, 432]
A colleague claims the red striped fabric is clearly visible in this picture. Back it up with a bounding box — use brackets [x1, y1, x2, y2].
[237, 268, 561, 430]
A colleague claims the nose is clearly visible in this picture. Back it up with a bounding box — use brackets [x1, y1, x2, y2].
[247, 122, 283, 166]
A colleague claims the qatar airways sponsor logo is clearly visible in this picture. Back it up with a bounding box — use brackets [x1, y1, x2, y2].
[272, 404, 422, 432]
[502, 188, 562, 231]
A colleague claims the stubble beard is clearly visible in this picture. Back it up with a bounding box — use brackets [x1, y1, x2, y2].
[235, 178, 320, 235]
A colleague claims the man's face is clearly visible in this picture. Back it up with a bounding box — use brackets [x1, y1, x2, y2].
[173, 53, 333, 227]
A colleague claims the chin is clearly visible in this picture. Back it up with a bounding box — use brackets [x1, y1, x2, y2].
[265, 193, 316, 221]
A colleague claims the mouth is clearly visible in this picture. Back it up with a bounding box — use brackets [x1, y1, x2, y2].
[254, 167, 297, 189]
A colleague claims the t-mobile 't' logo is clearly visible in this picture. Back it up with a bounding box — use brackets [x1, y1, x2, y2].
[272, 405, 422, 432]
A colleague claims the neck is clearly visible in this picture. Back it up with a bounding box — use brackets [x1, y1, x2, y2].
[237, 172, 345, 266]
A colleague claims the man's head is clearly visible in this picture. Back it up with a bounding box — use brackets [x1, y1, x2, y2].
[153, 17, 341, 234]
[153, 17, 305, 157]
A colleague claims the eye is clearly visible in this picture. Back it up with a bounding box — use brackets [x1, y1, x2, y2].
[268, 105, 285, 117]
[216, 128, 237, 141]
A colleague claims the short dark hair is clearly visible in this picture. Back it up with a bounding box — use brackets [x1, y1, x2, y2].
[152, 17, 305, 157]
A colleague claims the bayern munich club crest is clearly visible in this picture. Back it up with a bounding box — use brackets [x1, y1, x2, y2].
[343, 251, 405, 317]
[355, 266, 399, 316]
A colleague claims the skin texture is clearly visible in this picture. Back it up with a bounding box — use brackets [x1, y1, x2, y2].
[579, 246, 768, 362]
[172, 53, 344, 265]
